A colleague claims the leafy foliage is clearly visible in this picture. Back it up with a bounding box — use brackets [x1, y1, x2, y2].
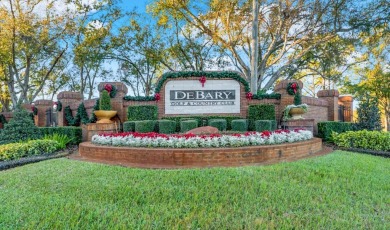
[0, 114, 7, 124]
[134, 120, 157, 133]
[162, 116, 241, 132]
[43, 134, 73, 149]
[158, 120, 176, 134]
[252, 93, 281, 100]
[356, 93, 382, 131]
[317, 122, 356, 142]
[123, 96, 155, 101]
[99, 90, 112, 111]
[180, 120, 198, 133]
[332, 130, 390, 151]
[247, 104, 275, 131]
[127, 105, 158, 121]
[208, 119, 227, 131]
[231, 119, 248, 132]
[294, 90, 302, 105]
[123, 121, 136, 132]
[255, 120, 272, 132]
[38, 127, 82, 145]
[64, 101, 98, 126]
[0, 140, 60, 162]
[0, 109, 39, 145]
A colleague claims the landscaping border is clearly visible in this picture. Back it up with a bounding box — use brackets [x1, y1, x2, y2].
[78, 138, 323, 168]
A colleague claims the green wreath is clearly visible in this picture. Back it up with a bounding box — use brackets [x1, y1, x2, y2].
[103, 84, 117, 98]
[287, 82, 300, 95]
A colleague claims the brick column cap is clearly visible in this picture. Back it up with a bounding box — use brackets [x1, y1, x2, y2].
[339, 95, 353, 102]
[98, 82, 128, 96]
[317, 89, 339, 97]
[57, 91, 83, 100]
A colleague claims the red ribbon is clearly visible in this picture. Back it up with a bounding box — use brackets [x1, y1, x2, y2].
[104, 84, 113, 93]
[154, 93, 161, 101]
[246, 92, 253, 100]
[199, 76, 206, 87]
[291, 83, 297, 94]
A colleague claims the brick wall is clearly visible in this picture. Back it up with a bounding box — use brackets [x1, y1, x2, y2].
[79, 138, 323, 168]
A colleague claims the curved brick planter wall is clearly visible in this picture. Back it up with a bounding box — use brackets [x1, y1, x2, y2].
[79, 138, 322, 168]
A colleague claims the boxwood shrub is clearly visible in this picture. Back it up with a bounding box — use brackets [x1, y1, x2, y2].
[134, 120, 157, 133]
[248, 104, 275, 130]
[39, 127, 82, 145]
[317, 121, 355, 142]
[0, 140, 60, 162]
[180, 120, 198, 133]
[208, 119, 227, 131]
[231, 119, 248, 132]
[270, 120, 277, 131]
[127, 105, 158, 121]
[162, 116, 241, 132]
[332, 130, 390, 151]
[123, 121, 136, 132]
[158, 120, 176, 134]
[255, 120, 272, 132]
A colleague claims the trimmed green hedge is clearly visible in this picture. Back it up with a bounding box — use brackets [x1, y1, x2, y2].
[0, 140, 60, 162]
[134, 120, 157, 133]
[180, 120, 198, 133]
[208, 119, 227, 131]
[162, 116, 241, 132]
[317, 122, 355, 142]
[231, 119, 248, 132]
[255, 120, 272, 132]
[158, 120, 176, 134]
[123, 121, 136, 132]
[127, 105, 158, 121]
[332, 130, 390, 151]
[270, 120, 277, 131]
[38, 127, 82, 145]
[248, 104, 275, 131]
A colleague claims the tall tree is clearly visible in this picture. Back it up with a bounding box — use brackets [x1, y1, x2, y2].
[0, 0, 74, 109]
[149, 0, 388, 91]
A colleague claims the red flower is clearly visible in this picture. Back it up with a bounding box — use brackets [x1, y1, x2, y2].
[246, 92, 253, 100]
[261, 130, 272, 138]
[154, 93, 161, 101]
[199, 76, 207, 87]
[104, 84, 113, 93]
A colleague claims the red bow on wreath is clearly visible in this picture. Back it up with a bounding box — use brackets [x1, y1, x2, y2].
[154, 93, 161, 101]
[246, 92, 253, 100]
[104, 84, 113, 93]
[291, 83, 297, 94]
[199, 76, 206, 87]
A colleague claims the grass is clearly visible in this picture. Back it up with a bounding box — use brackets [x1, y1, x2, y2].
[0, 151, 389, 229]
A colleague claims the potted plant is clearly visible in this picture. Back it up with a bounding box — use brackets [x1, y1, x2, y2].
[282, 82, 308, 120]
[94, 87, 117, 123]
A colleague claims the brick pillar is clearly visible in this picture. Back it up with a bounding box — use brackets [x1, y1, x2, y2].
[34, 100, 54, 127]
[57, 91, 83, 126]
[274, 80, 304, 123]
[98, 82, 128, 123]
[317, 89, 340, 121]
[339, 95, 353, 122]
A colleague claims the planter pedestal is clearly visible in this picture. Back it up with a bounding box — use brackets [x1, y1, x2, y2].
[94, 110, 117, 124]
[289, 107, 306, 120]
[281, 119, 314, 133]
[82, 123, 119, 142]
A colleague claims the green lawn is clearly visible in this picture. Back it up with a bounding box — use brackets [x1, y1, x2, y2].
[0, 151, 389, 229]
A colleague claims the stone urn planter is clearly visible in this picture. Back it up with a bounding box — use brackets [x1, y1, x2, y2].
[94, 110, 117, 124]
[289, 107, 306, 120]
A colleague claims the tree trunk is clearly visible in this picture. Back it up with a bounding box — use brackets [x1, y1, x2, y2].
[250, 0, 259, 93]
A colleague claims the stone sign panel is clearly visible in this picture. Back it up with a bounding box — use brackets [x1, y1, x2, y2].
[165, 80, 240, 114]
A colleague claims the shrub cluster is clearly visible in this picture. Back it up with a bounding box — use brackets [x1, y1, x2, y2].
[158, 120, 176, 134]
[247, 104, 275, 130]
[208, 119, 227, 131]
[332, 130, 390, 151]
[0, 109, 39, 145]
[127, 105, 158, 121]
[255, 120, 272, 132]
[317, 122, 355, 142]
[180, 120, 198, 133]
[162, 116, 241, 132]
[134, 120, 157, 133]
[231, 119, 248, 132]
[39, 127, 82, 145]
[0, 140, 60, 162]
[123, 121, 136, 132]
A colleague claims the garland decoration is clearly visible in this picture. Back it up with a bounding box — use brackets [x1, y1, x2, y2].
[103, 84, 117, 98]
[123, 95, 155, 101]
[64, 100, 99, 126]
[199, 76, 206, 87]
[252, 93, 281, 100]
[287, 82, 299, 95]
[31, 105, 38, 116]
[154, 93, 161, 101]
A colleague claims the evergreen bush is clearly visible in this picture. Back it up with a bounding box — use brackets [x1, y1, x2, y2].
[332, 130, 390, 151]
[270, 120, 277, 131]
[317, 121, 355, 142]
[99, 90, 112, 110]
[231, 119, 248, 132]
[123, 121, 136, 132]
[127, 105, 158, 121]
[180, 120, 198, 133]
[356, 94, 382, 131]
[208, 119, 227, 131]
[134, 120, 157, 133]
[255, 120, 272, 132]
[158, 120, 176, 134]
[162, 116, 241, 132]
[0, 109, 39, 145]
[248, 104, 275, 131]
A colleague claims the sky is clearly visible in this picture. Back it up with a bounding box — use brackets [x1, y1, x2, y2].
[120, 0, 148, 13]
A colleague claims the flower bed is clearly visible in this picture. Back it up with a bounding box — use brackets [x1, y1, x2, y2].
[92, 129, 313, 148]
